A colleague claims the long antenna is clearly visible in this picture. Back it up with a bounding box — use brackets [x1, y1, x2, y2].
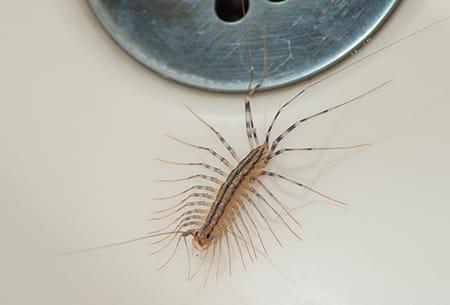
[57, 231, 187, 256]
[304, 16, 450, 91]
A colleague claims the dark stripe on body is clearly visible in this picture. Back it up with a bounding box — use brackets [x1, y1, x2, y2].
[198, 145, 267, 237]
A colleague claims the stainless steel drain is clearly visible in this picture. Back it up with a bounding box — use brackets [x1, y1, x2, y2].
[89, 0, 401, 92]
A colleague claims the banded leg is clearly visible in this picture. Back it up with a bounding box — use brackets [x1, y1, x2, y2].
[185, 106, 240, 162]
[257, 180, 303, 228]
[153, 185, 217, 201]
[183, 236, 191, 280]
[227, 218, 246, 271]
[150, 210, 207, 232]
[203, 239, 218, 287]
[242, 192, 283, 247]
[156, 235, 183, 271]
[270, 81, 390, 152]
[216, 236, 223, 282]
[150, 217, 202, 241]
[149, 202, 209, 220]
[236, 198, 268, 255]
[224, 229, 233, 276]
[263, 171, 348, 207]
[230, 207, 253, 262]
[166, 134, 234, 169]
[232, 204, 257, 260]
[150, 218, 202, 246]
[189, 247, 209, 281]
[156, 159, 226, 177]
[249, 187, 303, 241]
[244, 93, 259, 148]
[240, 0, 257, 149]
[148, 208, 208, 236]
[269, 144, 370, 159]
[243, 28, 268, 148]
[152, 219, 203, 253]
[265, 89, 306, 144]
[153, 193, 213, 214]
[156, 174, 223, 185]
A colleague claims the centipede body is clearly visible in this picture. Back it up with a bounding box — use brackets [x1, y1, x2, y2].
[151, 76, 390, 284]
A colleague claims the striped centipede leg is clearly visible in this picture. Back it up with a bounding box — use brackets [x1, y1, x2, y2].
[263, 171, 348, 207]
[241, 0, 258, 149]
[156, 174, 223, 185]
[249, 187, 303, 241]
[203, 239, 217, 287]
[242, 192, 283, 247]
[224, 227, 260, 263]
[265, 75, 386, 146]
[151, 207, 207, 227]
[227, 218, 246, 271]
[224, 228, 233, 277]
[269, 144, 370, 159]
[150, 209, 207, 235]
[148, 209, 208, 239]
[264, 88, 306, 144]
[229, 209, 254, 262]
[185, 106, 240, 162]
[216, 235, 223, 282]
[149, 202, 209, 221]
[243, 26, 269, 148]
[156, 159, 227, 177]
[152, 228, 199, 257]
[183, 235, 191, 280]
[156, 235, 183, 272]
[257, 180, 304, 228]
[153, 185, 217, 201]
[153, 193, 213, 214]
[151, 220, 202, 253]
[189, 247, 210, 281]
[166, 135, 234, 168]
[232, 204, 257, 260]
[244, 92, 259, 148]
[236, 199, 268, 255]
[270, 81, 390, 152]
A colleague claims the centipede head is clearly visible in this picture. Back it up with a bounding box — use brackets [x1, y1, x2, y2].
[191, 230, 212, 251]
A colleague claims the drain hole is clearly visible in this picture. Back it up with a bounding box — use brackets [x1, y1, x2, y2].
[268, 0, 287, 2]
[215, 0, 249, 23]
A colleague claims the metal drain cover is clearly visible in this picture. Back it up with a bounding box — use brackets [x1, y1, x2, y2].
[89, 0, 401, 92]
